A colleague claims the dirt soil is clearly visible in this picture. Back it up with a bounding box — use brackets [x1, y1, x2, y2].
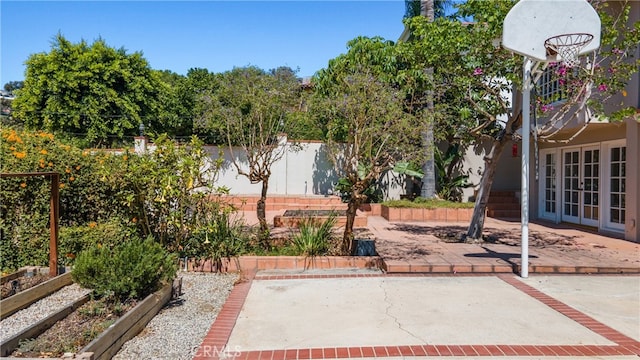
[11, 298, 136, 358]
[1, 273, 52, 300]
[376, 223, 579, 261]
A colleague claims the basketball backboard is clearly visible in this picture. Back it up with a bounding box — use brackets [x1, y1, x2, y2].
[502, 0, 601, 63]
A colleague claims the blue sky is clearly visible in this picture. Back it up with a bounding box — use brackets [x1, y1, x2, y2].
[1, 1, 407, 85]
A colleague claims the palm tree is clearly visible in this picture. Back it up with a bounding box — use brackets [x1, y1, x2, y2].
[404, 0, 450, 199]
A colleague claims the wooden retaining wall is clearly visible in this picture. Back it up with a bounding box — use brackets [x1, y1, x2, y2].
[77, 280, 175, 360]
[0, 272, 73, 319]
[0, 294, 90, 356]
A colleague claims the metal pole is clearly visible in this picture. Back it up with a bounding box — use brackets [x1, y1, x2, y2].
[521, 58, 532, 278]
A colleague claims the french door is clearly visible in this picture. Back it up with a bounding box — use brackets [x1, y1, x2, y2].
[562, 146, 599, 226]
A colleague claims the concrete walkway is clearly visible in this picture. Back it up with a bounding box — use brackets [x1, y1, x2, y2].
[194, 272, 640, 359]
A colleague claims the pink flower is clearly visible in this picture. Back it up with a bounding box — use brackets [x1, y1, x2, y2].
[473, 67, 483, 76]
[541, 104, 554, 113]
[556, 66, 567, 76]
[558, 79, 566, 86]
[612, 48, 624, 55]
[598, 83, 607, 92]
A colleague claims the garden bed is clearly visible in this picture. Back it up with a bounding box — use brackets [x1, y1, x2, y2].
[274, 209, 368, 228]
[1, 272, 72, 320]
[4, 280, 175, 359]
[1, 268, 52, 300]
[381, 204, 476, 222]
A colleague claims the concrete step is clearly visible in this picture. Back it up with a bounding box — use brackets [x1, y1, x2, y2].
[487, 209, 521, 218]
[487, 203, 521, 210]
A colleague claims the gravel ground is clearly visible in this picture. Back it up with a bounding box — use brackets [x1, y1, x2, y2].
[0, 283, 91, 342]
[113, 272, 238, 360]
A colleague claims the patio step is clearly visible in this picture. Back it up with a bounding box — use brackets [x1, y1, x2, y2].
[487, 191, 521, 219]
[216, 195, 346, 211]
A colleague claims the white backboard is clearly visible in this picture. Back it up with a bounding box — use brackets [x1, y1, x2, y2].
[503, 0, 601, 62]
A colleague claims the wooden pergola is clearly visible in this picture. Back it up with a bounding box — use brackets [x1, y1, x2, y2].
[1, 172, 60, 276]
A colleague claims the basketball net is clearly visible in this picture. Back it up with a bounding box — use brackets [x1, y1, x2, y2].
[544, 33, 594, 68]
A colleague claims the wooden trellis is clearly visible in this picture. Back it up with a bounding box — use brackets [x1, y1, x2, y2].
[0, 172, 60, 276]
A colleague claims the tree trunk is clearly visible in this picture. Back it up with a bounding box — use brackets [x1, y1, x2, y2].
[342, 196, 360, 255]
[420, 0, 436, 200]
[257, 180, 270, 247]
[466, 140, 508, 240]
[420, 125, 436, 199]
[466, 107, 522, 240]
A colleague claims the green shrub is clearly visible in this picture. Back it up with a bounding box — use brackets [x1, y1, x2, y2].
[72, 237, 177, 301]
[182, 204, 248, 267]
[291, 213, 337, 256]
[59, 218, 137, 266]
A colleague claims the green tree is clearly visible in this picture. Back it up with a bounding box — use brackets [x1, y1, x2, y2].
[3, 81, 23, 93]
[12, 34, 164, 146]
[198, 66, 301, 246]
[405, 0, 640, 240]
[313, 68, 426, 254]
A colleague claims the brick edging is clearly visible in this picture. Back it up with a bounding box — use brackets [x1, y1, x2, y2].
[498, 274, 640, 348]
[232, 344, 637, 359]
[193, 271, 255, 360]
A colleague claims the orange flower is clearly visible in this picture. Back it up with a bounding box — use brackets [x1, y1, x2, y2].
[13, 151, 26, 159]
[59, 183, 65, 189]
[20, 182, 26, 188]
[48, 162, 53, 167]
[132, 217, 138, 223]
[6, 131, 23, 143]
[65, 168, 71, 173]
[75, 165, 81, 170]
[123, 155, 128, 161]
[66, 253, 76, 259]
[40, 149, 48, 155]
[9, 146, 15, 151]
[69, 176, 75, 182]
[88, 222, 97, 228]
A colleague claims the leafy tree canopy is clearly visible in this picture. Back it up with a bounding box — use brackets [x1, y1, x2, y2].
[12, 34, 164, 146]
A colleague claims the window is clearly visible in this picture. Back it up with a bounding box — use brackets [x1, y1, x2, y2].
[536, 63, 569, 106]
[609, 146, 626, 225]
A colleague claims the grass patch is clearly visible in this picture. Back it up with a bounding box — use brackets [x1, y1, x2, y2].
[382, 198, 475, 209]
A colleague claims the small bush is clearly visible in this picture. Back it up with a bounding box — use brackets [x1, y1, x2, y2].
[59, 218, 136, 266]
[72, 237, 177, 301]
[291, 213, 337, 256]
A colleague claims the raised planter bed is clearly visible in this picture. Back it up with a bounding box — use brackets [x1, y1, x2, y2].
[381, 205, 474, 222]
[1, 272, 73, 319]
[1, 280, 176, 359]
[76, 280, 175, 360]
[182, 255, 384, 273]
[1, 294, 90, 356]
[273, 209, 368, 228]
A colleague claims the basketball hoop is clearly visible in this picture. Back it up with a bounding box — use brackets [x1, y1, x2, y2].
[544, 33, 594, 68]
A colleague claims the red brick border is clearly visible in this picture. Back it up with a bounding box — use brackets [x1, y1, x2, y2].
[194, 273, 640, 359]
[498, 274, 640, 348]
[228, 344, 636, 359]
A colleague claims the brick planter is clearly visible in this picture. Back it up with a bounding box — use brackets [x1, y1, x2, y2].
[182, 256, 384, 273]
[273, 214, 368, 228]
[381, 205, 473, 222]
